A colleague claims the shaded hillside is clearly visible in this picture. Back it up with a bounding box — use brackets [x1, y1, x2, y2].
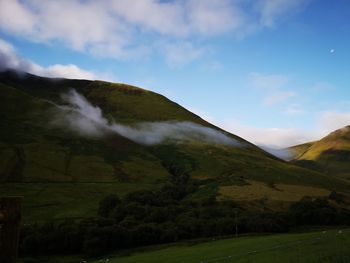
[1, 70, 349, 221]
[289, 126, 350, 179]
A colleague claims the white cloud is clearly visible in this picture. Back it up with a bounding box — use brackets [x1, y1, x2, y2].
[161, 41, 205, 66]
[0, 39, 33, 72]
[250, 72, 296, 106]
[0, 0, 310, 61]
[0, 38, 100, 80]
[256, 0, 309, 27]
[215, 110, 350, 149]
[185, 0, 245, 35]
[218, 120, 316, 148]
[319, 111, 350, 133]
[263, 90, 296, 106]
[311, 81, 334, 92]
[202, 61, 223, 72]
[250, 72, 289, 90]
[285, 104, 304, 116]
[0, 0, 129, 58]
[109, 0, 187, 37]
[0, 0, 36, 33]
[42, 64, 97, 80]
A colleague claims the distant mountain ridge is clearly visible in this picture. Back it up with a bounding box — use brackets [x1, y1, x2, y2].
[289, 126, 350, 180]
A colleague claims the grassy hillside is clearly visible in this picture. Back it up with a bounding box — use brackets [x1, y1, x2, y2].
[289, 142, 314, 159]
[1, 70, 349, 221]
[289, 126, 350, 179]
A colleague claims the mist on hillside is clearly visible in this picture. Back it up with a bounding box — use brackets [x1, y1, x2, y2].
[259, 146, 294, 161]
[51, 89, 240, 146]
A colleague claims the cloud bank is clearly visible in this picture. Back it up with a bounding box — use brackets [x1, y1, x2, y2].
[220, 121, 314, 149]
[259, 146, 294, 160]
[217, 110, 350, 150]
[52, 89, 239, 146]
[0, 38, 101, 80]
[0, 0, 310, 62]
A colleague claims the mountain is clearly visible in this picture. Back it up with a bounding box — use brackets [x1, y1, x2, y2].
[289, 126, 350, 179]
[1, 70, 349, 222]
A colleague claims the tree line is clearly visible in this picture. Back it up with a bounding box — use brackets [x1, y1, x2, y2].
[20, 183, 350, 257]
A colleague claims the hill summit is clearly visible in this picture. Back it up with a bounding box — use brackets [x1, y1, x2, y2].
[289, 126, 350, 179]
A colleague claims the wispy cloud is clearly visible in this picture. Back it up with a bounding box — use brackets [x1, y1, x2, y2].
[250, 72, 289, 90]
[161, 41, 206, 67]
[184, 0, 245, 35]
[0, 38, 108, 80]
[263, 91, 296, 106]
[215, 110, 350, 149]
[218, 120, 315, 148]
[201, 61, 223, 72]
[250, 72, 296, 106]
[311, 81, 335, 92]
[0, 0, 310, 62]
[320, 111, 350, 132]
[52, 89, 239, 146]
[256, 0, 310, 27]
[284, 104, 305, 116]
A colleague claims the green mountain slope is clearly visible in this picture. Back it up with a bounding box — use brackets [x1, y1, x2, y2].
[1, 70, 349, 221]
[289, 126, 350, 179]
[288, 142, 315, 159]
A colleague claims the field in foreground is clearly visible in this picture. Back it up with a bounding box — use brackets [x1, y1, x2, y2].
[20, 228, 350, 263]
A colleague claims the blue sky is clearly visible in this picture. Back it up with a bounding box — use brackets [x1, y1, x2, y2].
[0, 0, 349, 148]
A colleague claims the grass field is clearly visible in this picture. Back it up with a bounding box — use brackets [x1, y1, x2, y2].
[92, 229, 350, 263]
[219, 180, 330, 202]
[19, 228, 350, 263]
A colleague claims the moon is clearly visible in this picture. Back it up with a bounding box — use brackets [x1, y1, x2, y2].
[330, 49, 335, 53]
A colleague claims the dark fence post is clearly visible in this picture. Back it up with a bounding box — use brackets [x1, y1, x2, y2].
[0, 196, 22, 263]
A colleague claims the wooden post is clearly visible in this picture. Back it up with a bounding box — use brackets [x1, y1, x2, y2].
[0, 197, 22, 263]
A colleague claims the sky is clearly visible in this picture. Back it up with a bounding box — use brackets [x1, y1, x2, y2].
[0, 0, 350, 148]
